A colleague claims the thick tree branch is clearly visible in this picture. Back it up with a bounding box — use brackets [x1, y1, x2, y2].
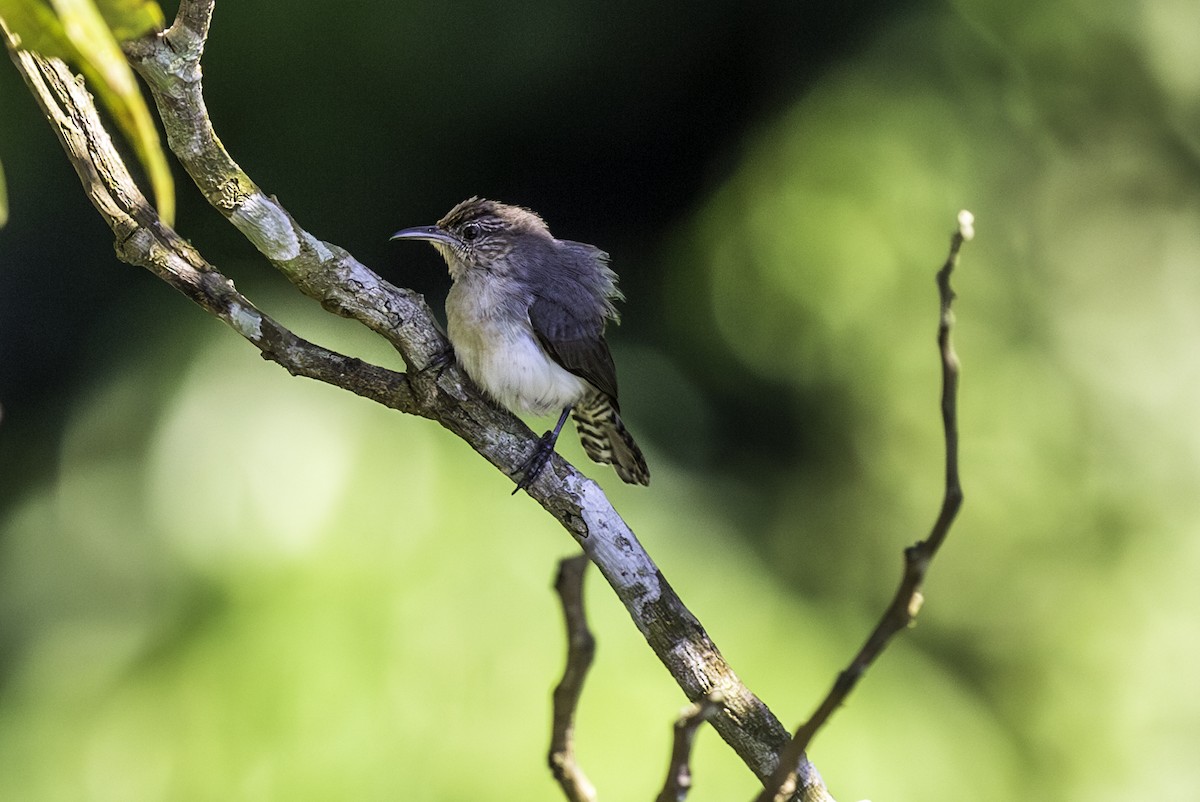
[123, 1, 444, 369]
[3, 40, 415, 415]
[754, 212, 973, 802]
[4, 4, 830, 795]
[549, 555, 598, 802]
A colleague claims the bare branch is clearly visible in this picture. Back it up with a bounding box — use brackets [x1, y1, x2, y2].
[2, 41, 416, 416]
[655, 693, 725, 802]
[549, 555, 598, 802]
[754, 212, 973, 802]
[116, 6, 829, 794]
[123, 1, 443, 370]
[171, 0, 215, 42]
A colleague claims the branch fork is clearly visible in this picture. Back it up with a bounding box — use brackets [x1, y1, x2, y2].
[4, 3, 974, 799]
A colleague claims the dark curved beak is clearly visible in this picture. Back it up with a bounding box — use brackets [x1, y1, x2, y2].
[390, 225, 455, 245]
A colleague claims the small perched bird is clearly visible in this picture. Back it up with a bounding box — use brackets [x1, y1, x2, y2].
[391, 197, 649, 491]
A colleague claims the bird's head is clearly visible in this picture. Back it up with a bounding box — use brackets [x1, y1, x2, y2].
[391, 197, 551, 280]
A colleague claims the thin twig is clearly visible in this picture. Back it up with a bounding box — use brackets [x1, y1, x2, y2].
[549, 555, 597, 802]
[754, 211, 974, 802]
[655, 693, 725, 802]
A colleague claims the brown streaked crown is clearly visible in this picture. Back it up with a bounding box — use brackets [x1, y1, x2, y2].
[438, 197, 551, 240]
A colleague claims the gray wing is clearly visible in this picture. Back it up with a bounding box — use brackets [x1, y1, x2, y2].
[516, 235, 622, 403]
[529, 294, 621, 404]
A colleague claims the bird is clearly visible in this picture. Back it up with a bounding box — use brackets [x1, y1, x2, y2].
[391, 197, 649, 492]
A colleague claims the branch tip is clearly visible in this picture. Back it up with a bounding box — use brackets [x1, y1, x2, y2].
[956, 209, 975, 242]
[752, 211, 971, 802]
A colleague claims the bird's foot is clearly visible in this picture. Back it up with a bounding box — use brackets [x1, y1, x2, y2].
[512, 430, 558, 495]
[422, 345, 455, 380]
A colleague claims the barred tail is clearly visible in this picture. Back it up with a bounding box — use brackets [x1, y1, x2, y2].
[572, 392, 650, 486]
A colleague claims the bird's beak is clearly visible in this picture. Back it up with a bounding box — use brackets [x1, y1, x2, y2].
[390, 225, 455, 245]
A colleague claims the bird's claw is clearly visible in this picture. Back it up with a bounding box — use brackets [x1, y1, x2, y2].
[512, 430, 557, 495]
[421, 346, 455, 381]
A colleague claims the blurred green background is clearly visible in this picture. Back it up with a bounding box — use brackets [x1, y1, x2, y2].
[3, 1, 1200, 800]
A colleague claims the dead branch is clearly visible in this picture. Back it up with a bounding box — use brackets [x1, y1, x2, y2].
[3, 41, 415, 416]
[754, 212, 973, 802]
[655, 693, 725, 802]
[120, 2, 832, 793]
[549, 555, 598, 802]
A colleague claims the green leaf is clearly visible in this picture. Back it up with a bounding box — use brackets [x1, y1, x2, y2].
[96, 0, 163, 42]
[0, 1, 74, 59]
[0, 0, 174, 226]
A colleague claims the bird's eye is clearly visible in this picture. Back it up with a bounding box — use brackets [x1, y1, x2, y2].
[461, 222, 481, 242]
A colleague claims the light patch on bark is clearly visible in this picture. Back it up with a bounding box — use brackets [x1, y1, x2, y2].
[230, 193, 300, 260]
[229, 302, 263, 341]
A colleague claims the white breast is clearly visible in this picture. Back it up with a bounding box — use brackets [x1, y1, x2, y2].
[446, 280, 589, 416]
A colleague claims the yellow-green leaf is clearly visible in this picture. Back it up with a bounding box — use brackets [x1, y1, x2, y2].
[0, 1, 74, 59]
[1, 0, 174, 226]
[96, 0, 163, 42]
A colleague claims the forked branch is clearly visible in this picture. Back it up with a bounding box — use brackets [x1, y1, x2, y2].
[8, 1, 972, 797]
[550, 554, 726, 802]
[2, 40, 416, 416]
[5, 2, 827, 795]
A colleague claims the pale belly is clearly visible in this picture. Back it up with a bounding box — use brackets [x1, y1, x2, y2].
[446, 286, 588, 416]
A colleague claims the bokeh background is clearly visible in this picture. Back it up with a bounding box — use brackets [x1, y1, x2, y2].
[3, 1, 1200, 800]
